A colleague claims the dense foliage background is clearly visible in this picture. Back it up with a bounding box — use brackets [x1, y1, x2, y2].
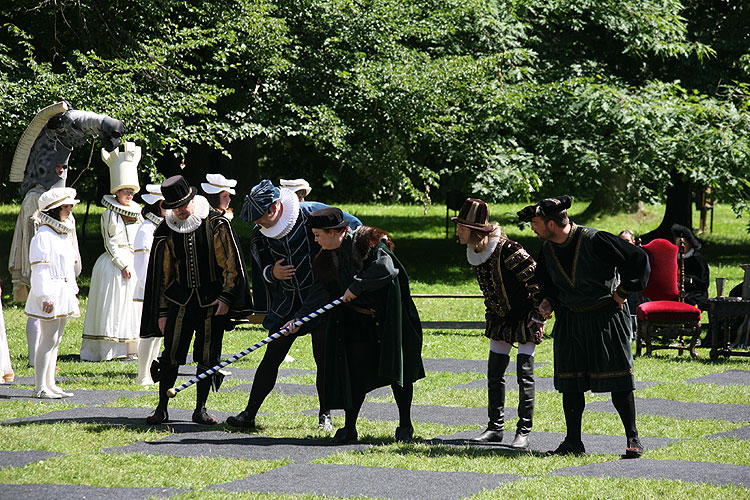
[1, 1, 748, 230]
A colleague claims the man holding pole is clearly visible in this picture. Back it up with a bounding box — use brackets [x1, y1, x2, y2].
[141, 175, 252, 425]
[225, 180, 360, 431]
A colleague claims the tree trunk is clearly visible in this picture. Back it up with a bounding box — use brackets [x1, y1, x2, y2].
[640, 170, 693, 243]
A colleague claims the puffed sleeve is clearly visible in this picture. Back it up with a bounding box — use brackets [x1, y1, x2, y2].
[101, 210, 128, 270]
[593, 231, 651, 298]
[212, 218, 246, 305]
[504, 240, 545, 322]
[29, 232, 54, 302]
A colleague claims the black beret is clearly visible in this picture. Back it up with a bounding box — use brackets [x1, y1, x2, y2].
[308, 207, 348, 230]
[517, 195, 572, 222]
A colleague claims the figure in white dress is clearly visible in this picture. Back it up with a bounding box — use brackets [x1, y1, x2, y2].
[80, 142, 142, 361]
[134, 184, 165, 384]
[0, 280, 14, 384]
[25, 187, 81, 398]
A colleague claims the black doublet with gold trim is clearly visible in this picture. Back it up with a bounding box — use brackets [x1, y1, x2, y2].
[472, 238, 543, 344]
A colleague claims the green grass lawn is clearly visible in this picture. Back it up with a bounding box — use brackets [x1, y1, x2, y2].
[0, 200, 749, 499]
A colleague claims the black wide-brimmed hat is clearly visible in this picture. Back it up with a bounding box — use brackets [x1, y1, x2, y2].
[671, 223, 702, 250]
[161, 175, 197, 209]
[517, 195, 572, 222]
[451, 198, 493, 233]
[308, 207, 348, 230]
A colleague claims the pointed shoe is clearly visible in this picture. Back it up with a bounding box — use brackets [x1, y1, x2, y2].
[625, 437, 644, 458]
[510, 432, 530, 450]
[547, 439, 585, 456]
[395, 426, 414, 443]
[225, 410, 256, 429]
[192, 408, 218, 425]
[470, 429, 504, 443]
[146, 409, 169, 425]
[333, 428, 358, 443]
[36, 389, 62, 399]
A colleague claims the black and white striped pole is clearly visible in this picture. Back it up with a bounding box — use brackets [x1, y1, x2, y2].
[166, 296, 345, 398]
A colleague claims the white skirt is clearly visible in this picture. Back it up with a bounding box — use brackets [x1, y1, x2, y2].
[25, 280, 80, 321]
[80, 253, 139, 361]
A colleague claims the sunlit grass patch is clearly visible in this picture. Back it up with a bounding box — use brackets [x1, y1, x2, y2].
[646, 437, 750, 465]
[0, 452, 288, 489]
[484, 476, 750, 500]
[0, 400, 81, 421]
[0, 421, 169, 453]
[315, 441, 613, 476]
[636, 382, 750, 405]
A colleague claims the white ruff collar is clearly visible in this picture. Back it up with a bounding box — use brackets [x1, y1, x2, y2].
[222, 209, 234, 221]
[259, 188, 299, 240]
[165, 195, 210, 234]
[102, 194, 142, 217]
[37, 212, 75, 235]
[145, 212, 163, 225]
[466, 235, 501, 266]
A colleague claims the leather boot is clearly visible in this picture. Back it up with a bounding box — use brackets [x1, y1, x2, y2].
[472, 352, 509, 443]
[511, 353, 535, 449]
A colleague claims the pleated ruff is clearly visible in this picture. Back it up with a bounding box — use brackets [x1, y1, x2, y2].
[80, 252, 138, 361]
[552, 301, 635, 393]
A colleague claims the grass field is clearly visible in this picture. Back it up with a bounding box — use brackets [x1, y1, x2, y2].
[0, 199, 749, 499]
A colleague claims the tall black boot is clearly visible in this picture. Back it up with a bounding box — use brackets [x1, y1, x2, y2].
[511, 353, 535, 449]
[146, 364, 178, 425]
[472, 352, 509, 442]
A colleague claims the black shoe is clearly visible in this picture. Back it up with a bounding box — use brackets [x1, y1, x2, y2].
[333, 427, 358, 443]
[146, 408, 169, 425]
[510, 432, 530, 450]
[625, 436, 644, 458]
[192, 407, 218, 425]
[548, 439, 585, 456]
[395, 426, 414, 443]
[225, 410, 256, 429]
[318, 413, 334, 432]
[471, 429, 504, 443]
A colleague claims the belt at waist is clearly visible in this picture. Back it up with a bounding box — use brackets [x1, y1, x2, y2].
[345, 304, 377, 318]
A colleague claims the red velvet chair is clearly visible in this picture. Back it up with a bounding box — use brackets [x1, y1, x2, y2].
[635, 238, 702, 358]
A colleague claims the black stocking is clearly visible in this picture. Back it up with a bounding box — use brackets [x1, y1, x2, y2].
[392, 383, 414, 428]
[611, 390, 638, 438]
[562, 392, 585, 443]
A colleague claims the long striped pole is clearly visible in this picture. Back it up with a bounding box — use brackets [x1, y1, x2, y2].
[166, 296, 345, 398]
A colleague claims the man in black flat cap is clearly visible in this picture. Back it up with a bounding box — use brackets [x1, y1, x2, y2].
[283, 207, 425, 443]
[141, 175, 252, 425]
[518, 195, 650, 458]
[670, 223, 709, 307]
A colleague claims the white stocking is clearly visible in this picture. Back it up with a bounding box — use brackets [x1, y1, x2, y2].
[26, 317, 41, 367]
[34, 318, 62, 393]
[136, 337, 161, 385]
[46, 319, 66, 393]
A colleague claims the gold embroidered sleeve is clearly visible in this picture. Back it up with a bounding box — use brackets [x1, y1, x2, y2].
[159, 237, 174, 312]
[213, 220, 243, 304]
[506, 241, 545, 321]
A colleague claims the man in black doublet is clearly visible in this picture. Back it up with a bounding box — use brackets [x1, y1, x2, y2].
[141, 175, 251, 425]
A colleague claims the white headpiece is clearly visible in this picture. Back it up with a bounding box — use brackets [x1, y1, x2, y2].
[38, 187, 80, 212]
[102, 141, 141, 194]
[279, 178, 311, 197]
[201, 173, 237, 195]
[141, 183, 164, 205]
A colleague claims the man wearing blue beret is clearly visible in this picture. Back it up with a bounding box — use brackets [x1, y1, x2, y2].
[226, 180, 361, 431]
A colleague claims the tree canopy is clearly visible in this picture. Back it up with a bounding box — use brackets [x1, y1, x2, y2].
[1, 0, 748, 227]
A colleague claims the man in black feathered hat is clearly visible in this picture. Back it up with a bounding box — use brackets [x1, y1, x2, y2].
[670, 224, 709, 307]
[518, 195, 651, 458]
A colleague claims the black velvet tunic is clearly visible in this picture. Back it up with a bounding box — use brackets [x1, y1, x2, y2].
[536, 224, 650, 393]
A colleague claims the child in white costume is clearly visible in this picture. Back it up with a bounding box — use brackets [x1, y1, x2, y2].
[133, 184, 164, 384]
[0, 280, 14, 384]
[80, 143, 142, 361]
[25, 187, 81, 398]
